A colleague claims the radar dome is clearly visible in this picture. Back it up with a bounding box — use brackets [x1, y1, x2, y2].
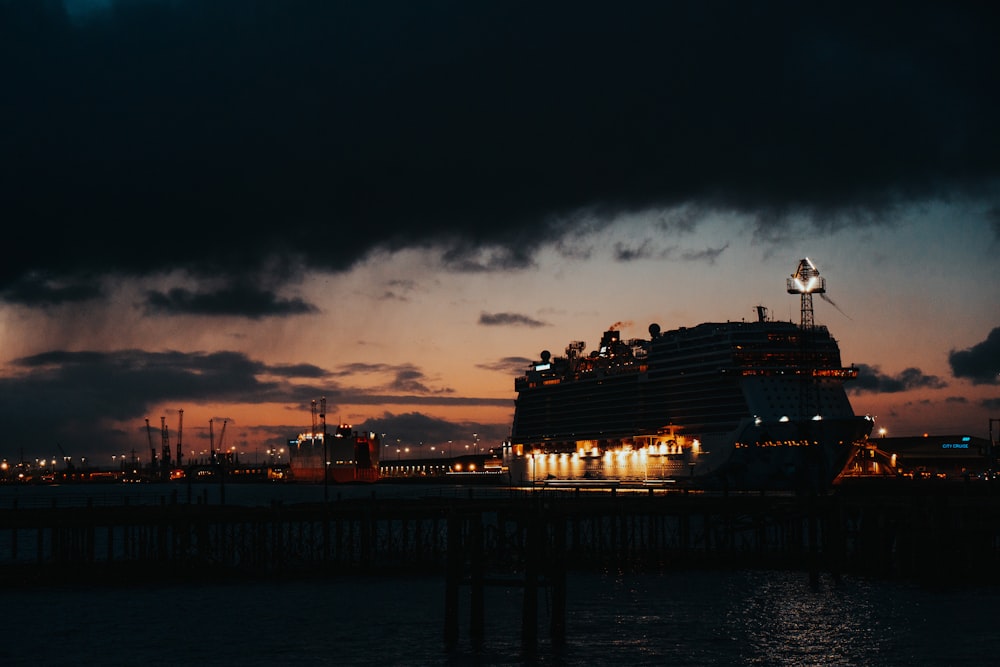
[648, 323, 661, 338]
[540, 350, 551, 362]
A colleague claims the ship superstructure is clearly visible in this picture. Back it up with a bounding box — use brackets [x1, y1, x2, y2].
[509, 260, 872, 489]
[287, 398, 380, 483]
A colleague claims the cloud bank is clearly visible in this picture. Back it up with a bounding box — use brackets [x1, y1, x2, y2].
[1, 1, 997, 313]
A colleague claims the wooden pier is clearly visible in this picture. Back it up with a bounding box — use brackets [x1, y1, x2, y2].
[3, 483, 1000, 583]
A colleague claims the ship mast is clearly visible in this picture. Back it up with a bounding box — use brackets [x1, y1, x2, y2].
[786, 258, 826, 330]
[786, 258, 827, 419]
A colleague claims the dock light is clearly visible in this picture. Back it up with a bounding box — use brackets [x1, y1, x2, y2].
[779, 416, 790, 422]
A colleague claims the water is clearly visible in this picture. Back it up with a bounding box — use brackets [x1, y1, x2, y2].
[2, 484, 999, 664]
[1, 569, 998, 666]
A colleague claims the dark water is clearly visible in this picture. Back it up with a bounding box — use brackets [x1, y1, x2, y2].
[2, 569, 998, 666]
[2, 484, 999, 665]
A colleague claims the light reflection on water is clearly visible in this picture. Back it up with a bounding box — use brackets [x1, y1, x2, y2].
[2, 570, 997, 666]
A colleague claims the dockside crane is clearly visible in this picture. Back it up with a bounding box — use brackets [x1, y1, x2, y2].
[54, 442, 74, 472]
[146, 418, 157, 474]
[320, 396, 328, 500]
[310, 400, 318, 444]
[160, 416, 171, 479]
[176, 409, 184, 467]
[217, 419, 228, 461]
[209, 418, 215, 463]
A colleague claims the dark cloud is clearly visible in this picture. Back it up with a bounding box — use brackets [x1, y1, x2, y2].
[655, 207, 702, 236]
[379, 279, 417, 302]
[144, 284, 318, 318]
[387, 365, 454, 395]
[614, 239, 668, 262]
[1, 1, 997, 308]
[266, 363, 328, 379]
[479, 312, 548, 328]
[440, 243, 538, 273]
[949, 328, 1000, 384]
[0, 349, 289, 455]
[849, 363, 948, 393]
[681, 244, 730, 264]
[359, 411, 508, 452]
[329, 362, 450, 394]
[615, 240, 728, 264]
[476, 356, 534, 376]
[0, 348, 508, 459]
[0, 273, 104, 306]
[330, 362, 396, 377]
[988, 206, 1000, 241]
[328, 394, 509, 408]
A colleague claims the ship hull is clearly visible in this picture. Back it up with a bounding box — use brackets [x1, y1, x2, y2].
[506, 415, 870, 491]
[702, 415, 871, 490]
[287, 464, 379, 484]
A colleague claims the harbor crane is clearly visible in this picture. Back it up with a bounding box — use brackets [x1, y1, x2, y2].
[57, 443, 73, 471]
[217, 419, 228, 460]
[146, 418, 157, 473]
[176, 409, 184, 467]
[310, 400, 318, 443]
[160, 416, 171, 477]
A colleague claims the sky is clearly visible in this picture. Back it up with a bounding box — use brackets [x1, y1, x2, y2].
[1, 1, 998, 467]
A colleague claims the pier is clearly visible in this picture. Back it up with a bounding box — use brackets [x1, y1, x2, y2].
[3, 482, 1000, 584]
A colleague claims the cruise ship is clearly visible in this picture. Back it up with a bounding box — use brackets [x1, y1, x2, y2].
[509, 261, 873, 490]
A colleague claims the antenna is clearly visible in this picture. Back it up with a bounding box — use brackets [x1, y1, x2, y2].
[786, 258, 826, 329]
